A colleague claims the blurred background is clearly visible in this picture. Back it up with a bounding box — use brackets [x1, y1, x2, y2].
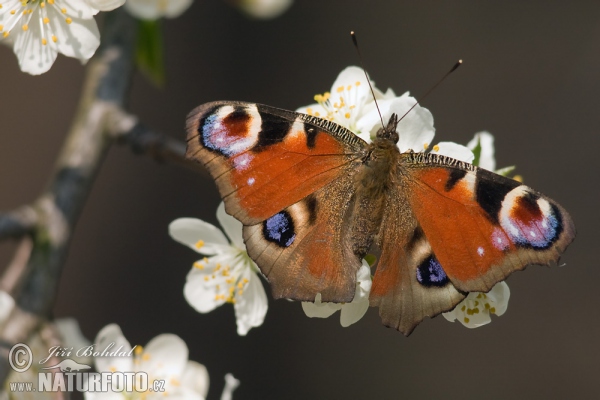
[0, 1, 597, 398]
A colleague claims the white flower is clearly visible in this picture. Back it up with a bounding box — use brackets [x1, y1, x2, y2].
[301, 260, 372, 327]
[297, 66, 474, 162]
[169, 202, 268, 336]
[235, 0, 292, 19]
[0, 290, 15, 324]
[0, 0, 125, 75]
[86, 324, 209, 400]
[124, 0, 192, 20]
[443, 281, 510, 328]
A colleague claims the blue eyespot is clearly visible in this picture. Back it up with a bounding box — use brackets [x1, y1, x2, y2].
[263, 211, 296, 248]
[416, 255, 449, 287]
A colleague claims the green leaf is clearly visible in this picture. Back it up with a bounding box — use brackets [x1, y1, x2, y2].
[471, 135, 482, 167]
[495, 165, 516, 177]
[136, 20, 165, 87]
[364, 254, 377, 267]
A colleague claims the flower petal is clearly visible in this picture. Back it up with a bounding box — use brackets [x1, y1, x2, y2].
[432, 142, 474, 163]
[55, 318, 92, 365]
[85, 0, 126, 12]
[183, 254, 234, 313]
[486, 281, 510, 316]
[237, 0, 293, 19]
[169, 218, 230, 255]
[233, 270, 268, 335]
[93, 324, 133, 373]
[47, 7, 100, 61]
[13, 11, 59, 75]
[179, 361, 210, 399]
[124, 0, 193, 20]
[467, 131, 496, 171]
[139, 334, 188, 378]
[356, 93, 435, 151]
[339, 297, 369, 327]
[221, 373, 240, 400]
[216, 203, 244, 250]
[0, 290, 15, 323]
[301, 293, 340, 319]
[54, 0, 96, 19]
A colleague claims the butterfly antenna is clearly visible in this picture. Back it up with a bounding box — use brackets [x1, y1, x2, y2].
[398, 59, 463, 122]
[351, 31, 385, 129]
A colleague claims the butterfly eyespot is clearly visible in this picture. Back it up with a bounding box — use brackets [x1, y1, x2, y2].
[263, 211, 296, 248]
[416, 254, 449, 287]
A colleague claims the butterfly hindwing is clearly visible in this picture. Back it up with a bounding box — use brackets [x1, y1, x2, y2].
[369, 185, 466, 336]
[401, 152, 576, 293]
[186, 101, 365, 225]
[243, 172, 362, 302]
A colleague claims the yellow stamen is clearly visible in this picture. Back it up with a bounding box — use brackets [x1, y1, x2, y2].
[314, 112, 320, 117]
[490, 307, 496, 314]
[336, 86, 344, 93]
[513, 175, 523, 183]
[194, 239, 204, 249]
[52, 35, 57, 42]
[41, 38, 47, 45]
[238, 289, 244, 296]
[346, 85, 351, 90]
[142, 354, 150, 361]
[134, 346, 143, 355]
[21, 24, 28, 31]
[109, 366, 117, 372]
[193, 262, 204, 270]
[43, 17, 49, 23]
[65, 17, 72, 24]
[48, 0, 54, 4]
[204, 276, 209, 281]
[433, 145, 440, 152]
[464, 317, 470, 323]
[61, 7, 66, 13]
[0, 24, 3, 31]
[10, 10, 15, 14]
[344, 113, 351, 119]
[306, 107, 313, 115]
[423, 143, 429, 150]
[40, 2, 45, 7]
[3, 31, 9, 38]
[355, 81, 361, 86]
[323, 92, 330, 100]
[461, 305, 466, 311]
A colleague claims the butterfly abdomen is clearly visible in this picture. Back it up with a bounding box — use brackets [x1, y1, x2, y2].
[348, 138, 401, 257]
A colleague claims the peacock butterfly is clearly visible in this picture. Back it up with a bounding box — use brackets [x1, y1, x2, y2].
[184, 100, 575, 335]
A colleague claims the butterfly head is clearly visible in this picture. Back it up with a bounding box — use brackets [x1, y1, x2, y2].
[376, 113, 400, 144]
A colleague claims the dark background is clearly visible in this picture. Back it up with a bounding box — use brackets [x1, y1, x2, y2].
[1, 1, 598, 399]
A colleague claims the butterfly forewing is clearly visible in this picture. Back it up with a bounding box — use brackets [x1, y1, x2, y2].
[401, 152, 576, 293]
[187, 101, 367, 302]
[186, 101, 366, 225]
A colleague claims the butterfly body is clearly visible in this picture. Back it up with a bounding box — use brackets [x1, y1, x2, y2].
[186, 100, 575, 335]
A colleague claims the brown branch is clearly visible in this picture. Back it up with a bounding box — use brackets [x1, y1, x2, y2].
[115, 121, 208, 176]
[0, 8, 136, 383]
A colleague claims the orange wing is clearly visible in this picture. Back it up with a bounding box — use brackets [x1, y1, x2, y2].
[186, 101, 367, 302]
[186, 101, 366, 225]
[402, 152, 576, 293]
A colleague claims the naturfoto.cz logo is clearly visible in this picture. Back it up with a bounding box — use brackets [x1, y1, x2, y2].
[7, 342, 166, 394]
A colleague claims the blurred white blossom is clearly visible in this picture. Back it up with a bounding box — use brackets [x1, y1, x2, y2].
[86, 324, 209, 400]
[125, 0, 192, 20]
[0, 0, 125, 74]
[235, 0, 292, 19]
